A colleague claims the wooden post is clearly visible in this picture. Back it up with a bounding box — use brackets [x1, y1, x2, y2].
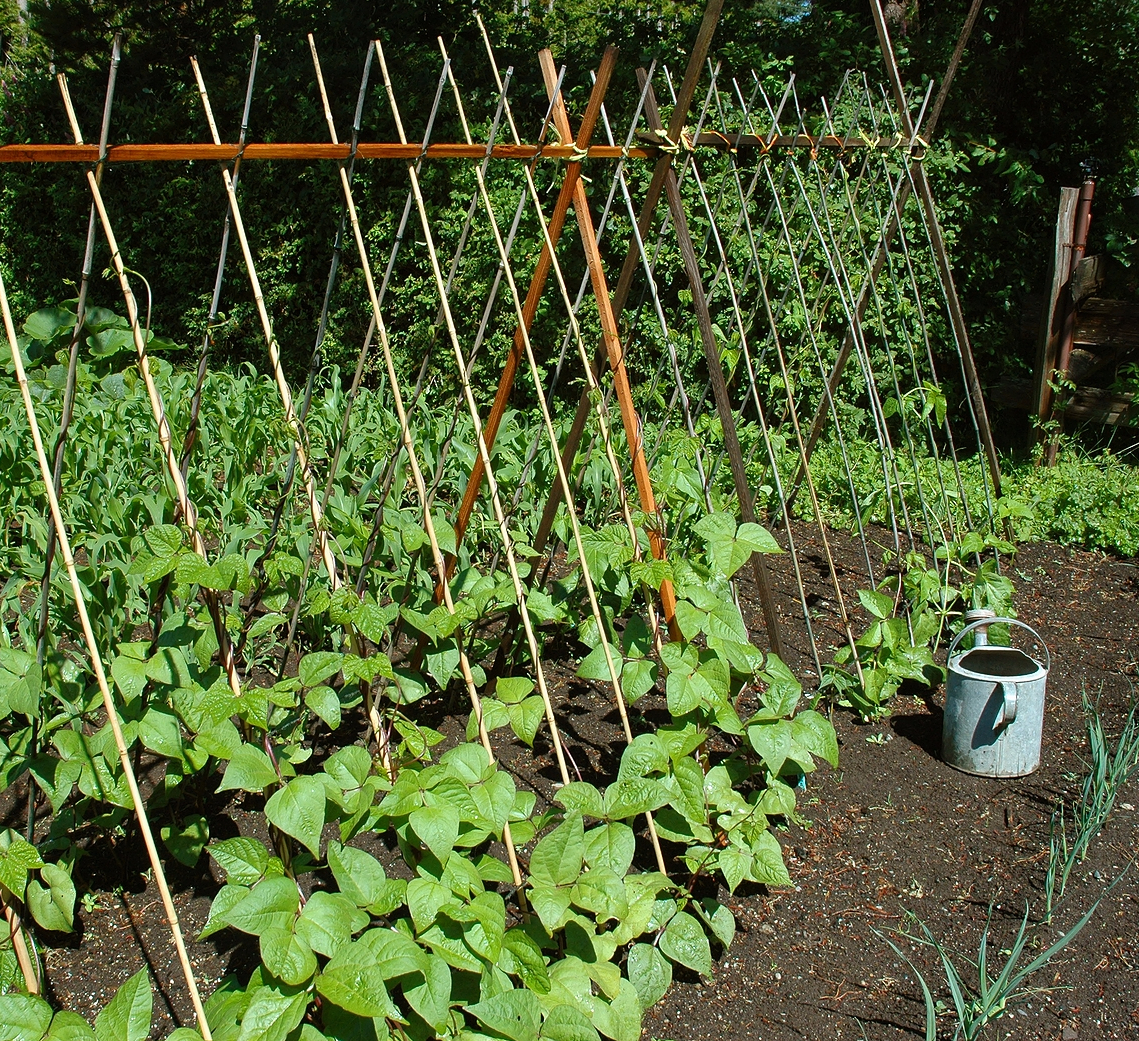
[446, 47, 618, 568]
[1031, 187, 1079, 447]
[531, 0, 724, 551]
[536, 51, 680, 639]
[1044, 178, 1095, 464]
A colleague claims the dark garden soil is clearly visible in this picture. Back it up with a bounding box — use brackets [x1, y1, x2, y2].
[8, 528, 1139, 1040]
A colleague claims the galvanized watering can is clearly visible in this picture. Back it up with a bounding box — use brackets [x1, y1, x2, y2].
[942, 613, 1050, 778]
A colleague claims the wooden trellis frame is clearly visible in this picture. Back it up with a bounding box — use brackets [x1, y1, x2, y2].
[1, 2, 1006, 1032]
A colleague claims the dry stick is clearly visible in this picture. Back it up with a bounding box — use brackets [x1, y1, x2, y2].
[31, 34, 122, 849]
[532, 0, 725, 573]
[636, 72, 787, 658]
[0, 270, 212, 1038]
[299, 43, 528, 891]
[374, 40, 574, 791]
[56, 76, 246, 704]
[445, 42, 669, 877]
[190, 57, 341, 589]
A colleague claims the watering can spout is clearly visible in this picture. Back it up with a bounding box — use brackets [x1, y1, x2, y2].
[964, 607, 996, 647]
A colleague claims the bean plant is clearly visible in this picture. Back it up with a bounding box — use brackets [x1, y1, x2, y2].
[0, 303, 837, 1041]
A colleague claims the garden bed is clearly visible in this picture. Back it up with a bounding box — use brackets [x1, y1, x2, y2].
[9, 532, 1139, 1040]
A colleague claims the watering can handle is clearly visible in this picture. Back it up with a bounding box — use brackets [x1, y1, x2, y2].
[999, 681, 1018, 727]
[947, 617, 1051, 672]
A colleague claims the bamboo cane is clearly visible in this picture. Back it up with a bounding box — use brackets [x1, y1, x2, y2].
[444, 41, 670, 876]
[0, 268, 212, 1039]
[189, 57, 341, 589]
[0, 889, 39, 994]
[31, 33, 122, 845]
[305, 35, 530, 888]
[56, 76, 246, 705]
[375, 39, 577, 790]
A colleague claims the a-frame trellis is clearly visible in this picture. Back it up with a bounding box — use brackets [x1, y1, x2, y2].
[1, 0, 1001, 1030]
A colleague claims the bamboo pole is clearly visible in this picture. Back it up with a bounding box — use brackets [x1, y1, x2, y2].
[0, 889, 39, 994]
[532, 0, 725, 574]
[532, 50, 683, 641]
[789, 0, 985, 507]
[189, 57, 341, 588]
[56, 75, 246, 704]
[446, 46, 618, 570]
[0, 268, 212, 1039]
[32, 33, 122, 844]
[179, 36, 261, 479]
[637, 71, 786, 657]
[443, 40, 669, 877]
[374, 39, 574, 790]
[474, 16, 668, 655]
[313, 43, 530, 892]
[869, 0, 1003, 502]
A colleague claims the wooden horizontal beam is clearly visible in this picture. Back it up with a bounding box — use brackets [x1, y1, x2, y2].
[1021, 294, 1139, 353]
[993, 378, 1137, 428]
[0, 142, 655, 163]
[684, 131, 928, 152]
[0, 133, 932, 166]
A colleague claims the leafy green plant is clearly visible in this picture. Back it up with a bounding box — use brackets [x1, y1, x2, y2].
[879, 896, 1107, 1041]
[1045, 691, 1139, 917]
[0, 299, 840, 1039]
[820, 533, 1017, 720]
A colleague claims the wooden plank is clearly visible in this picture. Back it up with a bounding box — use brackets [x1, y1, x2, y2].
[1071, 253, 1108, 307]
[1030, 187, 1079, 436]
[993, 379, 1136, 427]
[1075, 298, 1139, 351]
[1021, 294, 1139, 350]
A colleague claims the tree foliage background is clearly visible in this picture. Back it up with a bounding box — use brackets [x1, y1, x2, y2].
[0, 0, 1135, 449]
